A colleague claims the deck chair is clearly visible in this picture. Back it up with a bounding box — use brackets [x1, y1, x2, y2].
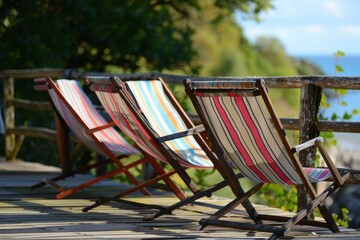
[85, 76, 248, 219]
[31, 77, 156, 200]
[184, 78, 350, 239]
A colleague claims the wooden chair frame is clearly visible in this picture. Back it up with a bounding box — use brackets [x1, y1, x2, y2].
[31, 77, 164, 201]
[85, 76, 248, 220]
[184, 78, 350, 239]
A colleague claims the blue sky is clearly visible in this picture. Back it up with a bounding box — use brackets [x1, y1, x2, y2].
[238, 0, 360, 56]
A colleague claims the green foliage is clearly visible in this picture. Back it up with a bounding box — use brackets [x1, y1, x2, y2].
[0, 0, 271, 73]
[334, 50, 346, 58]
[292, 58, 323, 75]
[192, 169, 216, 190]
[215, 0, 273, 22]
[0, 0, 196, 72]
[335, 65, 344, 73]
[258, 184, 298, 212]
[332, 208, 352, 227]
[211, 47, 248, 76]
[334, 50, 345, 74]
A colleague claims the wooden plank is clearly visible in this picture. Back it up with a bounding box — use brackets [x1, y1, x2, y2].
[8, 98, 52, 110]
[0, 68, 65, 79]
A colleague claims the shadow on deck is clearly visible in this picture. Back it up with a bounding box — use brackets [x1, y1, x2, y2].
[0, 160, 359, 240]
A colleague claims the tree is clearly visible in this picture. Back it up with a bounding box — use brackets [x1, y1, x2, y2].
[0, 0, 272, 73]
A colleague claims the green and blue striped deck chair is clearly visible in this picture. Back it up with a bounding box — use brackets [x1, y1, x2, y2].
[32, 77, 154, 200]
[85, 76, 246, 219]
[185, 78, 350, 239]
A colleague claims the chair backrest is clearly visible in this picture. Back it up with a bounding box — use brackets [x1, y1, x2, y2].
[47, 79, 139, 156]
[185, 79, 315, 185]
[86, 77, 166, 161]
[123, 78, 213, 168]
[87, 77, 213, 168]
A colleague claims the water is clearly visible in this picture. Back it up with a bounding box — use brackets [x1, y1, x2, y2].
[295, 55, 360, 150]
[299, 55, 360, 77]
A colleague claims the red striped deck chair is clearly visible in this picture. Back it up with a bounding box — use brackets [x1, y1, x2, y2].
[85, 76, 248, 220]
[31, 77, 154, 200]
[184, 78, 350, 239]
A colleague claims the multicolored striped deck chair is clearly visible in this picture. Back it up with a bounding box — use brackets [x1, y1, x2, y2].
[31, 77, 153, 200]
[185, 78, 350, 239]
[85, 76, 248, 220]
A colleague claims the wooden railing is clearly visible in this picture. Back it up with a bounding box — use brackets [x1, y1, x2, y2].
[1, 68, 360, 213]
[1, 69, 65, 160]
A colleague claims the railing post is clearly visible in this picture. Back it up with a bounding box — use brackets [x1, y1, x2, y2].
[298, 82, 322, 219]
[54, 111, 72, 174]
[3, 76, 16, 161]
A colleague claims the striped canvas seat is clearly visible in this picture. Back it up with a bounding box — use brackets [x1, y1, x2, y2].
[185, 78, 349, 239]
[124, 80, 213, 168]
[50, 80, 139, 156]
[88, 80, 167, 162]
[32, 77, 153, 200]
[188, 80, 329, 184]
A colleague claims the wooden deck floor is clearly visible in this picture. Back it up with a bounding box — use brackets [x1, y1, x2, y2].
[0, 160, 359, 239]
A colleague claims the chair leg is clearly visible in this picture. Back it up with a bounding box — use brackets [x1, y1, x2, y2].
[281, 182, 340, 237]
[239, 183, 264, 224]
[55, 167, 125, 199]
[82, 170, 177, 212]
[54, 156, 152, 199]
[199, 183, 263, 230]
[144, 153, 187, 201]
[112, 157, 153, 196]
[143, 173, 242, 221]
[199, 182, 343, 239]
[30, 158, 114, 190]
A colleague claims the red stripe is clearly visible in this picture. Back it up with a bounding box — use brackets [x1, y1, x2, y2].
[319, 169, 330, 178]
[59, 81, 135, 153]
[103, 94, 141, 153]
[105, 92, 164, 160]
[305, 168, 330, 181]
[213, 97, 269, 182]
[234, 97, 293, 184]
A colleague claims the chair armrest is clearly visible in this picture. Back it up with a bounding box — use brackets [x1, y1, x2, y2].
[86, 121, 117, 134]
[292, 137, 323, 153]
[157, 124, 205, 143]
[293, 136, 349, 186]
[315, 139, 350, 186]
